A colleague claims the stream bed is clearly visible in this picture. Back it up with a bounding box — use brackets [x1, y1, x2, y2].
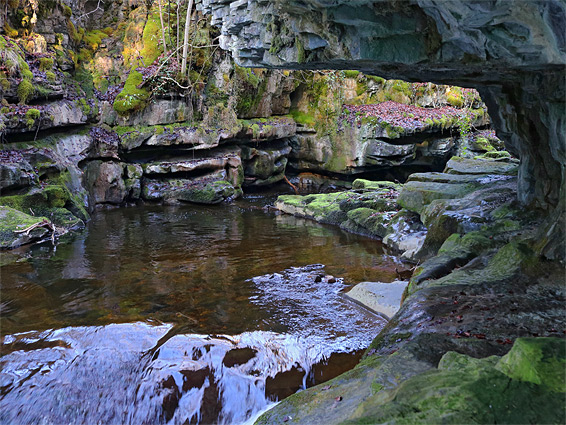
[0, 195, 404, 424]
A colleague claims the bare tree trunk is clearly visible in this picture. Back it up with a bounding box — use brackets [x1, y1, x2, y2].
[157, 0, 168, 53]
[180, 0, 194, 75]
[176, 0, 180, 62]
[167, 0, 171, 47]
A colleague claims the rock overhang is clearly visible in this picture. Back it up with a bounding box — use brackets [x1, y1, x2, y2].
[200, 0, 566, 260]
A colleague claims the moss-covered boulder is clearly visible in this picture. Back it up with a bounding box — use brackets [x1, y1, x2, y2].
[352, 179, 401, 191]
[341, 348, 564, 425]
[0, 206, 52, 249]
[142, 177, 240, 205]
[397, 179, 479, 214]
[275, 192, 349, 225]
[0, 185, 83, 229]
[496, 337, 566, 393]
[341, 207, 393, 238]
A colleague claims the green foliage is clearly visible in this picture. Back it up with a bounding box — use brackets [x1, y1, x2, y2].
[45, 71, 56, 82]
[17, 79, 34, 104]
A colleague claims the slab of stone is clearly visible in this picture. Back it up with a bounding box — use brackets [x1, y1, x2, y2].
[444, 157, 518, 175]
[397, 180, 478, 214]
[345, 281, 408, 319]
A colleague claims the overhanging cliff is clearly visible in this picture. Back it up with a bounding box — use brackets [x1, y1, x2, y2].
[201, 0, 566, 260]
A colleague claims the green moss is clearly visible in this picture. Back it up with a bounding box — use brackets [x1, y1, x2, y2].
[235, 67, 268, 116]
[447, 87, 464, 107]
[113, 70, 150, 115]
[352, 179, 401, 191]
[139, 10, 162, 65]
[341, 349, 565, 425]
[391, 80, 411, 96]
[184, 181, 235, 204]
[474, 151, 511, 160]
[25, 108, 40, 120]
[17, 79, 34, 104]
[45, 71, 56, 82]
[366, 75, 385, 85]
[38, 57, 54, 71]
[0, 73, 10, 90]
[67, 19, 82, 44]
[83, 30, 106, 51]
[0, 206, 49, 249]
[62, 4, 72, 17]
[295, 36, 305, 63]
[289, 109, 316, 127]
[496, 338, 565, 393]
[343, 70, 360, 79]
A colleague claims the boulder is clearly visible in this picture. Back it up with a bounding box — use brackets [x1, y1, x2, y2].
[0, 206, 51, 249]
[84, 161, 127, 205]
[345, 281, 408, 319]
[142, 173, 240, 205]
[241, 140, 292, 186]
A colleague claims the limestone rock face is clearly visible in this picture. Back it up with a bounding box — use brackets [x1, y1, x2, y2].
[84, 160, 127, 205]
[202, 0, 566, 259]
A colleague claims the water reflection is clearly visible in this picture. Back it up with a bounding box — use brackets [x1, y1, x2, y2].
[1, 198, 402, 336]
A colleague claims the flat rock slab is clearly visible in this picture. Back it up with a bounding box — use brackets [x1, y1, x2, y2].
[345, 281, 408, 319]
[445, 157, 518, 175]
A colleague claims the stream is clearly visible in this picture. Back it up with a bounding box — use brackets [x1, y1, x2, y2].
[0, 194, 404, 424]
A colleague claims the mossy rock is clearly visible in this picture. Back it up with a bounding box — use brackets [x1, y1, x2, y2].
[345, 207, 390, 238]
[275, 192, 349, 225]
[397, 180, 478, 214]
[474, 151, 512, 160]
[342, 349, 564, 425]
[352, 179, 401, 191]
[444, 157, 518, 176]
[338, 192, 395, 213]
[181, 181, 236, 204]
[496, 338, 566, 393]
[0, 185, 69, 211]
[0, 185, 84, 229]
[0, 206, 51, 249]
[144, 179, 239, 205]
[411, 241, 536, 293]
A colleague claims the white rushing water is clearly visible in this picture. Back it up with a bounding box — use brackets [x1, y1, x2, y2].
[1, 265, 385, 424]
